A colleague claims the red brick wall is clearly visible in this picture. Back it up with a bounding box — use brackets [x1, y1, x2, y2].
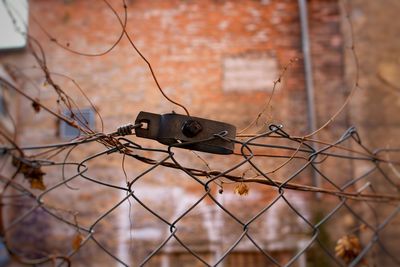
[0, 0, 346, 266]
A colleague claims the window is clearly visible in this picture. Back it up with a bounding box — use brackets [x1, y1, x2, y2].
[59, 108, 96, 139]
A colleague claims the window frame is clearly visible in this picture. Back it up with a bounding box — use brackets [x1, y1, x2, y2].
[59, 108, 96, 139]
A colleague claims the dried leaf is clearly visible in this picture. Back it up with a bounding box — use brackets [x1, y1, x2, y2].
[72, 233, 83, 250]
[12, 156, 46, 191]
[32, 99, 41, 113]
[359, 224, 368, 232]
[234, 183, 249, 196]
[30, 178, 46, 190]
[335, 234, 361, 263]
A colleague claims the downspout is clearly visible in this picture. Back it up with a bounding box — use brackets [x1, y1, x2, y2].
[298, 0, 319, 190]
[297, 2, 322, 267]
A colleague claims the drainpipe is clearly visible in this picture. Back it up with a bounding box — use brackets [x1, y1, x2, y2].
[298, 0, 319, 191]
[297, 3, 323, 267]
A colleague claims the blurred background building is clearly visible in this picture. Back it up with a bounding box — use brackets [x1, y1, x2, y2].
[0, 0, 399, 266]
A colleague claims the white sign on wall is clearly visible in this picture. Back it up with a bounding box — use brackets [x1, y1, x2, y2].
[223, 52, 278, 92]
[0, 0, 28, 50]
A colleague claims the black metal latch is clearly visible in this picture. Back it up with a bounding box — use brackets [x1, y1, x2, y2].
[134, 111, 236, 154]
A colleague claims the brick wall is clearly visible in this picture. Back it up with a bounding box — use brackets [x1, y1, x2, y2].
[0, 0, 346, 266]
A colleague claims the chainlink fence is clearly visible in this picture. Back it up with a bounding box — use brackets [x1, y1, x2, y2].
[1, 118, 400, 266]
